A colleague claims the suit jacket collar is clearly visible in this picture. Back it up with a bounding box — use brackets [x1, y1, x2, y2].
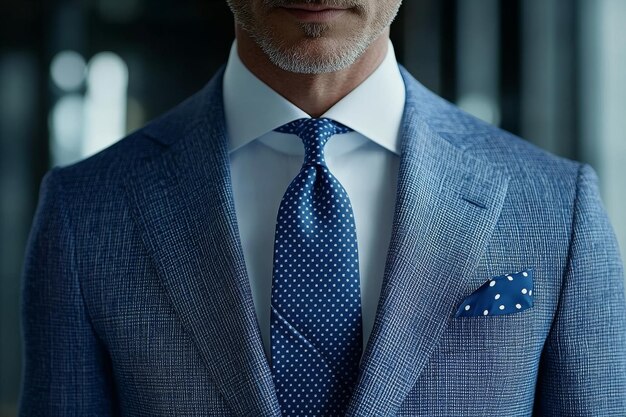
[125, 63, 510, 416]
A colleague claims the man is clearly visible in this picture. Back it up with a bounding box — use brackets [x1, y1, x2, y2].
[19, 0, 626, 415]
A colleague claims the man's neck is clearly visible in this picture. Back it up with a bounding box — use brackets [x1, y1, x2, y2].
[235, 26, 389, 118]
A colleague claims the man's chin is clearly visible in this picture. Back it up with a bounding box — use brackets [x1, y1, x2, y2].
[268, 40, 346, 69]
[268, 52, 355, 74]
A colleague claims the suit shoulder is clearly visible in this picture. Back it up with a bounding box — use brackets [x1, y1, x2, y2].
[399, 66, 582, 184]
[49, 126, 157, 192]
[49, 70, 222, 195]
[54, 87, 203, 178]
[478, 124, 579, 183]
[427, 96, 582, 186]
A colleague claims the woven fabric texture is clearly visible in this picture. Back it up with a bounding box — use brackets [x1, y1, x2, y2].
[18, 63, 626, 416]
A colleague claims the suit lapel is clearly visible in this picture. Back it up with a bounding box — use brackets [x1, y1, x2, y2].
[344, 66, 510, 416]
[123, 66, 282, 416]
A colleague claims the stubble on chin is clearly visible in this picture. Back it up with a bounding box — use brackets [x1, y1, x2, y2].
[298, 22, 330, 38]
[258, 28, 366, 74]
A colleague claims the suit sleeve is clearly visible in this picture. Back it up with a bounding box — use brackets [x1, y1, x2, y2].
[534, 163, 626, 416]
[19, 167, 120, 416]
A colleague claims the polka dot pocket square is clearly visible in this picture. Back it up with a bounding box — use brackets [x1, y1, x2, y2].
[455, 268, 534, 317]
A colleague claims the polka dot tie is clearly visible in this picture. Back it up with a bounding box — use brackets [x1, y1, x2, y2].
[269, 117, 363, 416]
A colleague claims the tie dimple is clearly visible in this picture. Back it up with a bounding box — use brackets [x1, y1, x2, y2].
[270, 117, 363, 417]
[274, 117, 353, 166]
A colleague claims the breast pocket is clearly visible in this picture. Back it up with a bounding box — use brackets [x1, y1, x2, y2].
[439, 305, 537, 352]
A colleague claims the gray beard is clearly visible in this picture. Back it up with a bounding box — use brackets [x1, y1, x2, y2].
[250, 23, 377, 74]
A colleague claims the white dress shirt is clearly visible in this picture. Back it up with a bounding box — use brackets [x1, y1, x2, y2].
[223, 37, 406, 363]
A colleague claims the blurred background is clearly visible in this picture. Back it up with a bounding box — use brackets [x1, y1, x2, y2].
[1, 0, 625, 414]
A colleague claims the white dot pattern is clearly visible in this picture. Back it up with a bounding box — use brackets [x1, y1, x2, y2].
[270, 117, 362, 416]
[455, 268, 535, 317]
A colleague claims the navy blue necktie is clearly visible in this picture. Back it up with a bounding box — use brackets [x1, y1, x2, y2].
[269, 117, 363, 416]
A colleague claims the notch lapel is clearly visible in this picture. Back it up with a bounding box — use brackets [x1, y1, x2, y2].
[344, 67, 510, 416]
[123, 67, 281, 416]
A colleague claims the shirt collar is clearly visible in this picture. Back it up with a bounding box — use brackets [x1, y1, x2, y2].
[222, 37, 405, 156]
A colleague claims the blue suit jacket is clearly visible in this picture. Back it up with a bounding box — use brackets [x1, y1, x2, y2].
[19, 63, 626, 416]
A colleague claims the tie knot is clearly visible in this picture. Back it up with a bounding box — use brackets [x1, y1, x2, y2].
[274, 117, 353, 166]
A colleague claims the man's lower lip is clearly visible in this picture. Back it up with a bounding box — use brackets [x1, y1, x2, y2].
[281, 7, 348, 22]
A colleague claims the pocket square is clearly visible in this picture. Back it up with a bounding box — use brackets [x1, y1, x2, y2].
[455, 268, 534, 317]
